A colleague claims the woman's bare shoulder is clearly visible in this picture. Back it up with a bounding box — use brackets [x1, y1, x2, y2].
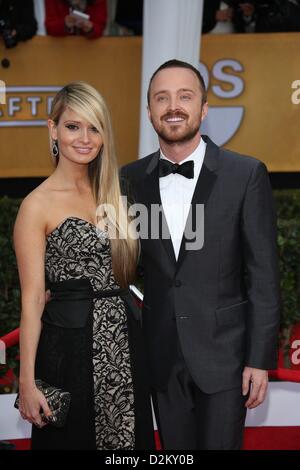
[16, 178, 54, 224]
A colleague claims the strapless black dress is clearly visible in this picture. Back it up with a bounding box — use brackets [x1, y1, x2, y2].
[31, 217, 154, 450]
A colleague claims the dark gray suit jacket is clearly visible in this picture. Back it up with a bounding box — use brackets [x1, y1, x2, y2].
[121, 135, 281, 393]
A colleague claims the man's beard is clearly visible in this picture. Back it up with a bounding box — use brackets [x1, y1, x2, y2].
[151, 111, 202, 145]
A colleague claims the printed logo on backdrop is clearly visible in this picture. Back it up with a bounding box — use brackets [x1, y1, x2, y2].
[0, 59, 245, 137]
[0, 86, 61, 127]
[291, 80, 300, 104]
[291, 339, 300, 366]
[198, 59, 244, 146]
[0, 80, 6, 105]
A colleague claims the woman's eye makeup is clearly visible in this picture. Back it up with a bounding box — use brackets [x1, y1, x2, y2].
[65, 124, 78, 130]
[65, 123, 99, 133]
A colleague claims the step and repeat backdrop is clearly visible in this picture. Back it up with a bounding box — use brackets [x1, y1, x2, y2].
[0, 33, 300, 177]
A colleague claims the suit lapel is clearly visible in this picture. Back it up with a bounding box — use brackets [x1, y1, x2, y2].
[141, 151, 176, 266]
[176, 136, 219, 270]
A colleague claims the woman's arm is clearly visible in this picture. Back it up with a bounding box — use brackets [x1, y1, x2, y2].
[14, 193, 52, 427]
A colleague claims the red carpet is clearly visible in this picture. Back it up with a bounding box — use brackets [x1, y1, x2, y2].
[243, 427, 300, 450]
[6, 428, 300, 450]
[6, 439, 31, 450]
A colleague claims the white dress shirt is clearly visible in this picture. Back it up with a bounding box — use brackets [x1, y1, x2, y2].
[159, 138, 207, 260]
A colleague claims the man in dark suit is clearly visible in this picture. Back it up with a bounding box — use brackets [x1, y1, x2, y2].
[121, 59, 281, 450]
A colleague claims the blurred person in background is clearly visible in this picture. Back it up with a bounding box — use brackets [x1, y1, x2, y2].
[202, 0, 255, 34]
[104, 0, 143, 37]
[203, 1, 300, 34]
[254, 0, 300, 33]
[115, 0, 143, 36]
[45, 0, 106, 39]
[202, 0, 235, 34]
[0, 0, 37, 48]
[202, 0, 256, 34]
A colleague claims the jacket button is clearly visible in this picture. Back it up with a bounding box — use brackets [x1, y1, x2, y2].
[174, 279, 182, 287]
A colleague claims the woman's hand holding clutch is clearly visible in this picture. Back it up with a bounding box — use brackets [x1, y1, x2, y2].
[17, 382, 52, 428]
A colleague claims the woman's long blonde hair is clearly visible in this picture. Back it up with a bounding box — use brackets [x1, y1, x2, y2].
[49, 81, 139, 287]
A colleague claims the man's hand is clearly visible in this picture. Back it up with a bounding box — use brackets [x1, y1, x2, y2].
[65, 15, 77, 29]
[242, 366, 268, 409]
[76, 19, 93, 34]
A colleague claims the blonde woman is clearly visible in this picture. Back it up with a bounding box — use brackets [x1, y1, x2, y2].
[14, 82, 154, 450]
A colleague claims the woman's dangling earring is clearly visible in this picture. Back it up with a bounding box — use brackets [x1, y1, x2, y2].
[52, 140, 59, 158]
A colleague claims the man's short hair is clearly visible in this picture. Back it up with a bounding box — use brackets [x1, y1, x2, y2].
[147, 59, 207, 105]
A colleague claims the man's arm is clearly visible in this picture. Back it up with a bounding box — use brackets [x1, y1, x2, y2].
[241, 161, 281, 407]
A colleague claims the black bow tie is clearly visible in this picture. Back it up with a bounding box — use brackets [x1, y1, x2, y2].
[158, 159, 194, 179]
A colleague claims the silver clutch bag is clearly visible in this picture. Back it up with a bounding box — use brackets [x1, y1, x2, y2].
[14, 379, 71, 428]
